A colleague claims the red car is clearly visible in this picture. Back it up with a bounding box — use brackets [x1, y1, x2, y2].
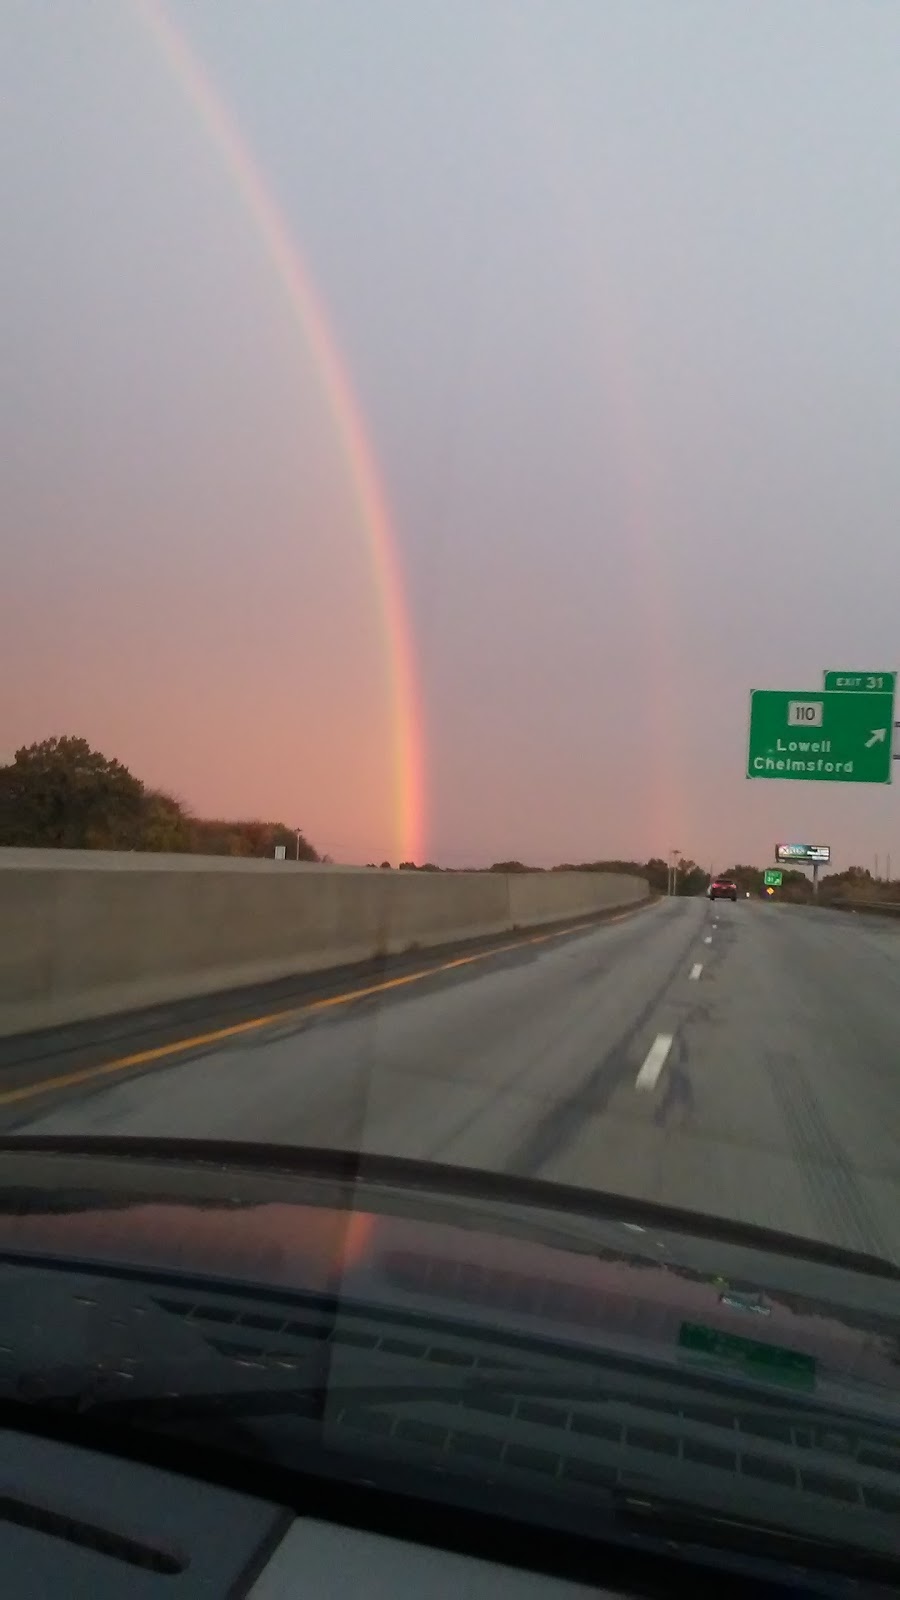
[709, 877, 738, 901]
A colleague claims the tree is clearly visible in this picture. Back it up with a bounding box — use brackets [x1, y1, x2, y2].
[818, 865, 881, 903]
[674, 858, 709, 896]
[0, 736, 145, 849]
[777, 869, 813, 903]
[0, 735, 323, 861]
[186, 818, 318, 860]
[138, 789, 192, 853]
[644, 858, 669, 894]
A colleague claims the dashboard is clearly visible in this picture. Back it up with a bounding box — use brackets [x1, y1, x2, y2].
[0, 1428, 617, 1599]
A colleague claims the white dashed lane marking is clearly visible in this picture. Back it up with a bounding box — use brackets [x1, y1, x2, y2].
[635, 1032, 674, 1092]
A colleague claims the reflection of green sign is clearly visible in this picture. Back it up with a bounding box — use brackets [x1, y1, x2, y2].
[678, 1321, 815, 1390]
[823, 670, 896, 694]
[747, 689, 893, 784]
[764, 869, 782, 886]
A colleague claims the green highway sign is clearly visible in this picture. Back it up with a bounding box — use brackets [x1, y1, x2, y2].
[764, 869, 782, 887]
[747, 689, 893, 784]
[823, 670, 896, 693]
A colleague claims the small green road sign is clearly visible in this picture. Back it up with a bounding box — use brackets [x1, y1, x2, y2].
[747, 689, 893, 784]
[764, 869, 782, 886]
[823, 670, 896, 693]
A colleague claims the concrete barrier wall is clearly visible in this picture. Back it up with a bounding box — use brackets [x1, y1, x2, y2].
[0, 852, 648, 1037]
[507, 870, 642, 927]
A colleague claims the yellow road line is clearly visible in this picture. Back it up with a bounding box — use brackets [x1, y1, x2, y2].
[0, 905, 647, 1110]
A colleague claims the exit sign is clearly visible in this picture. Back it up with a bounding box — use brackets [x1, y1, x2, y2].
[823, 671, 896, 693]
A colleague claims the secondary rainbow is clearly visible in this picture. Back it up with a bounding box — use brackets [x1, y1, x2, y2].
[502, 16, 684, 851]
[134, 0, 425, 864]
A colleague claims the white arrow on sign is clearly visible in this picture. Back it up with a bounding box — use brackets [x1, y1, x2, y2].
[865, 728, 887, 748]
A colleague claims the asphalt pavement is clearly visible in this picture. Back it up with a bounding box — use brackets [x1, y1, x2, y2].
[3, 897, 900, 1264]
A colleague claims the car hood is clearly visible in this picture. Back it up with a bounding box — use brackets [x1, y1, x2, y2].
[0, 1138, 898, 1418]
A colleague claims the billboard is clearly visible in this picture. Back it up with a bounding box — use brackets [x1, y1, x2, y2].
[775, 843, 830, 864]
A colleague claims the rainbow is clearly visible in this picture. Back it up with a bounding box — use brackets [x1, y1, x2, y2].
[134, 0, 425, 865]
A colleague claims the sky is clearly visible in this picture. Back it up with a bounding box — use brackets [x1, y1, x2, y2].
[5, 0, 900, 872]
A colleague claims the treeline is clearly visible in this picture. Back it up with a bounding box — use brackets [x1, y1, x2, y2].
[0, 737, 319, 861]
[371, 857, 711, 892]
[819, 866, 900, 904]
[551, 857, 710, 896]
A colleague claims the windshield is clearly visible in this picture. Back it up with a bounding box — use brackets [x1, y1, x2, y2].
[3, 2, 900, 1591]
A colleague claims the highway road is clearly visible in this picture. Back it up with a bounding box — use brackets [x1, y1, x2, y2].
[2, 896, 899, 1265]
